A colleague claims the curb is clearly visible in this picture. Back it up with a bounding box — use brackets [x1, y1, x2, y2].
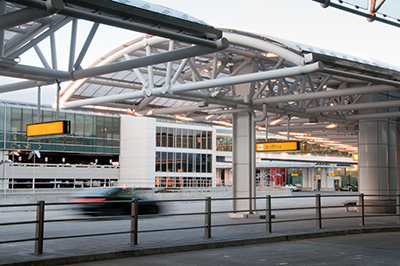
[2, 226, 400, 266]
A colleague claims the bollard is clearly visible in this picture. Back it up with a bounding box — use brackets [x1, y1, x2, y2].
[204, 197, 211, 238]
[315, 194, 322, 229]
[266, 195, 272, 233]
[359, 193, 365, 226]
[130, 198, 138, 245]
[34, 200, 45, 255]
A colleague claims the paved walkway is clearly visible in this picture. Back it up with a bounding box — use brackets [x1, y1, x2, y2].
[69, 232, 400, 266]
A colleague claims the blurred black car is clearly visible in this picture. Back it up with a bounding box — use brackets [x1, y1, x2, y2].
[73, 187, 160, 216]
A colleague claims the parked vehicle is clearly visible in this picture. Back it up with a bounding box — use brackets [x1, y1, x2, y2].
[73, 187, 160, 216]
[283, 184, 302, 192]
[340, 185, 358, 192]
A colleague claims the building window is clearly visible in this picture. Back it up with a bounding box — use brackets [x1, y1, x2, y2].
[155, 176, 212, 188]
[155, 152, 211, 173]
[155, 126, 212, 150]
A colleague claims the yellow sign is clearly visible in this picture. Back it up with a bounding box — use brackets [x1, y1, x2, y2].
[27, 120, 70, 137]
[292, 173, 299, 176]
[352, 154, 358, 161]
[256, 141, 300, 152]
[329, 173, 336, 176]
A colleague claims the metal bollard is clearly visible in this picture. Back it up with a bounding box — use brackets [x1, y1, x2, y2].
[204, 197, 211, 238]
[130, 198, 138, 245]
[359, 193, 365, 226]
[315, 194, 322, 229]
[266, 195, 272, 233]
[34, 200, 45, 255]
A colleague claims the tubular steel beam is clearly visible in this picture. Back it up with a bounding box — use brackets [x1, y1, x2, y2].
[252, 84, 398, 105]
[63, 62, 323, 108]
[307, 99, 400, 113]
[0, 0, 63, 30]
[1, 38, 229, 82]
[7, 0, 223, 48]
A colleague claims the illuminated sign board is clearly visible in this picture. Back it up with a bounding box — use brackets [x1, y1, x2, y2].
[256, 141, 300, 152]
[27, 120, 70, 137]
[352, 154, 358, 161]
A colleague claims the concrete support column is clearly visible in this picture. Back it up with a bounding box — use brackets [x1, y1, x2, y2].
[302, 168, 309, 190]
[232, 111, 256, 215]
[327, 167, 335, 191]
[310, 168, 318, 191]
[320, 168, 327, 191]
[359, 118, 397, 213]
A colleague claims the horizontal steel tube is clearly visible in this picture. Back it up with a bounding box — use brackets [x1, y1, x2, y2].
[307, 99, 400, 113]
[253, 84, 397, 105]
[63, 62, 322, 108]
[72, 38, 228, 80]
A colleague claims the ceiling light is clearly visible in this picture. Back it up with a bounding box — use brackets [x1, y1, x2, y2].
[325, 123, 337, 129]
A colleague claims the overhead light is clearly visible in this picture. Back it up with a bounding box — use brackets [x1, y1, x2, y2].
[261, 52, 278, 58]
[270, 118, 284, 125]
[325, 123, 337, 129]
[205, 114, 215, 120]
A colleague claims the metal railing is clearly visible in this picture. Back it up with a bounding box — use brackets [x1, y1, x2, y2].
[0, 194, 399, 256]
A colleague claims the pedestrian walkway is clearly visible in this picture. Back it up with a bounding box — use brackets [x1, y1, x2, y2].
[68, 232, 400, 266]
[1, 211, 399, 266]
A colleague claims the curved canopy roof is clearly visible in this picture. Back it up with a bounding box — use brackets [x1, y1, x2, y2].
[59, 28, 400, 155]
[1, 0, 400, 156]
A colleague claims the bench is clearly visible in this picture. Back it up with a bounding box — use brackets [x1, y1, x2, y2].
[343, 200, 357, 212]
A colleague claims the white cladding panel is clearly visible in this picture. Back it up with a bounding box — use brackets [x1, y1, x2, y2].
[119, 115, 156, 187]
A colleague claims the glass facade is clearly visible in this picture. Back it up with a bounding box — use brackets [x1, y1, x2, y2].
[156, 127, 212, 150]
[155, 152, 212, 173]
[155, 126, 213, 187]
[0, 102, 120, 154]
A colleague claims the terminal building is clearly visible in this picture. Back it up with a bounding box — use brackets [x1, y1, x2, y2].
[0, 100, 357, 191]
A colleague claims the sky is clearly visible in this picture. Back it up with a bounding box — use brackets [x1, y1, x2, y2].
[1, 0, 400, 105]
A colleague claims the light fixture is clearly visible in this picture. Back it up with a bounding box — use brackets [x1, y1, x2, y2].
[325, 123, 337, 129]
[270, 118, 284, 126]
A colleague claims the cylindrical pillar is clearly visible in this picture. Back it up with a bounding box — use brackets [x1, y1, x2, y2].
[320, 168, 327, 191]
[302, 168, 310, 191]
[359, 118, 397, 213]
[310, 168, 317, 191]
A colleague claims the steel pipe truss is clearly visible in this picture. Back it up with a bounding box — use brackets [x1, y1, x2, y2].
[2, 1, 400, 155]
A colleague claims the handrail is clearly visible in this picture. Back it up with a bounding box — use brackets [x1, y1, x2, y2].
[0, 194, 398, 256]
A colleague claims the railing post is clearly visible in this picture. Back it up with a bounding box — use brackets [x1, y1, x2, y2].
[130, 198, 138, 245]
[397, 194, 400, 224]
[204, 197, 211, 238]
[359, 193, 365, 226]
[315, 194, 322, 229]
[266, 195, 272, 233]
[34, 200, 45, 255]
